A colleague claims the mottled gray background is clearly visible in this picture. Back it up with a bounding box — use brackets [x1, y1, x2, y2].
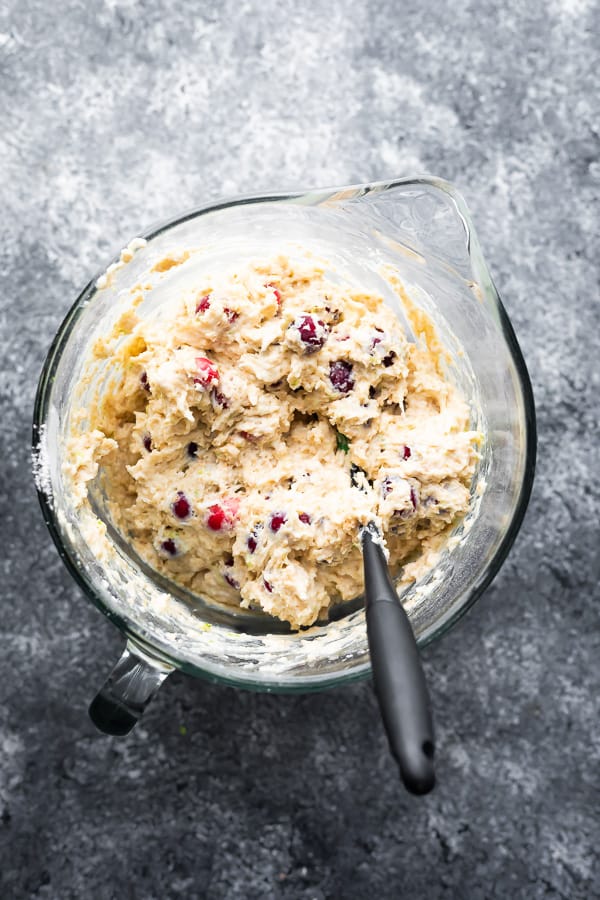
[1, 0, 599, 897]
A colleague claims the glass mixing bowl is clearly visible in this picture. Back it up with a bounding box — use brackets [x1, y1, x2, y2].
[32, 177, 536, 734]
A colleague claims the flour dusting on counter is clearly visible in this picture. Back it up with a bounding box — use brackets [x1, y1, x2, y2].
[32, 424, 53, 505]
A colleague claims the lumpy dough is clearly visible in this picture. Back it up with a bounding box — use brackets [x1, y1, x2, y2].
[66, 255, 481, 629]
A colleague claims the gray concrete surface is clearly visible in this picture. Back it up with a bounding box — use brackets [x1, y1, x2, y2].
[1, 0, 599, 897]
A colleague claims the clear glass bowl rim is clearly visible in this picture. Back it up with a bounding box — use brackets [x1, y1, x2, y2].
[32, 175, 537, 692]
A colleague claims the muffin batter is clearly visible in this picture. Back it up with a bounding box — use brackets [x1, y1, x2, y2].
[66, 255, 480, 629]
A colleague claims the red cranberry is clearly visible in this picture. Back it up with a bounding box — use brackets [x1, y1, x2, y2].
[207, 498, 239, 531]
[265, 282, 282, 305]
[298, 512, 311, 524]
[246, 523, 262, 553]
[224, 572, 240, 590]
[292, 315, 329, 353]
[382, 351, 396, 368]
[195, 294, 211, 314]
[269, 512, 287, 533]
[187, 441, 198, 458]
[224, 497, 240, 517]
[239, 430, 257, 442]
[381, 477, 394, 497]
[143, 434, 152, 452]
[370, 336, 382, 351]
[194, 357, 219, 388]
[140, 371, 150, 392]
[393, 487, 418, 519]
[211, 389, 229, 409]
[402, 445, 411, 460]
[224, 307, 239, 323]
[206, 504, 226, 530]
[263, 578, 273, 593]
[172, 492, 191, 520]
[329, 360, 355, 393]
[161, 538, 178, 556]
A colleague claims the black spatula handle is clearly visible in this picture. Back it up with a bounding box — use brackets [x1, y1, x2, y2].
[362, 528, 435, 794]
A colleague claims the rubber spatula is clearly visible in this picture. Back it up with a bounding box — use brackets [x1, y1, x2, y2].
[353, 465, 435, 794]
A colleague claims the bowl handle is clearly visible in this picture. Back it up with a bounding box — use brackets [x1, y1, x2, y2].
[89, 641, 173, 735]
